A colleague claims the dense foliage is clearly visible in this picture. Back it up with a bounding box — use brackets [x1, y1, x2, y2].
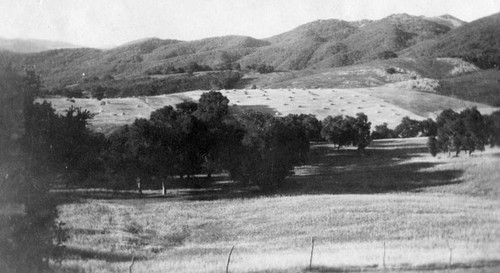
[320, 113, 371, 150]
[1, 69, 73, 272]
[54, 71, 243, 98]
[428, 107, 493, 156]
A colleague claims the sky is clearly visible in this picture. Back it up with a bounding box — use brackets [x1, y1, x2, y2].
[1, 0, 499, 48]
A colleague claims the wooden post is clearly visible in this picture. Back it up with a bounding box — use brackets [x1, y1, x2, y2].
[309, 237, 315, 270]
[162, 180, 166, 195]
[226, 245, 235, 273]
[383, 241, 386, 269]
[129, 256, 135, 273]
[446, 239, 453, 268]
[136, 177, 142, 195]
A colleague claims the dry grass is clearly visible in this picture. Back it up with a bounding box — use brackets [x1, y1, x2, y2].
[52, 138, 500, 273]
[38, 87, 495, 134]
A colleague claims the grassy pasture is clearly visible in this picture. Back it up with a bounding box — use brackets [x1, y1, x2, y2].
[37, 87, 493, 135]
[52, 138, 500, 273]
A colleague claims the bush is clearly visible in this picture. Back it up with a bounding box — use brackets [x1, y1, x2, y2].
[427, 136, 439, 157]
[256, 64, 275, 74]
[371, 123, 395, 139]
[386, 67, 397, 74]
[394, 117, 421, 138]
[377, 51, 398, 59]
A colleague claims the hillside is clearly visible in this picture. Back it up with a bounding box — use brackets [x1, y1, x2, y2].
[1, 13, 467, 89]
[240, 14, 452, 70]
[423, 14, 466, 29]
[401, 12, 500, 68]
[240, 57, 479, 90]
[0, 37, 81, 53]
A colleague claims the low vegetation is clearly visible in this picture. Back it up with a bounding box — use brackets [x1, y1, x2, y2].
[53, 71, 243, 99]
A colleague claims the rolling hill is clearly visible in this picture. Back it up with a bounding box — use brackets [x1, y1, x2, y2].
[401, 12, 500, 68]
[422, 14, 466, 29]
[0, 37, 81, 53]
[1, 13, 473, 89]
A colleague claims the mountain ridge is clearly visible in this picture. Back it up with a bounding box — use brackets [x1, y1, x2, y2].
[3, 12, 500, 90]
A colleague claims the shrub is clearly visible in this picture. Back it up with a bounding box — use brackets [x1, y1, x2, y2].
[371, 123, 395, 139]
[386, 67, 397, 74]
[257, 64, 275, 74]
[377, 51, 398, 59]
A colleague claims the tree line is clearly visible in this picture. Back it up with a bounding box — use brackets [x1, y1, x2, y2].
[428, 108, 500, 157]
[369, 109, 500, 157]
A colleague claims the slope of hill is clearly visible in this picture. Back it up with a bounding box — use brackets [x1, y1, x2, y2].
[401, 12, 500, 68]
[240, 14, 453, 70]
[423, 14, 466, 29]
[0, 37, 81, 53]
[1, 13, 465, 89]
[241, 57, 479, 90]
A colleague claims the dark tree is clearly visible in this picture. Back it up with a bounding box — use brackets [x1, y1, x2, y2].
[427, 136, 439, 157]
[231, 111, 309, 191]
[292, 114, 323, 142]
[195, 91, 229, 124]
[394, 116, 421, 138]
[419, 118, 438, 137]
[371, 123, 395, 139]
[460, 107, 488, 155]
[353, 113, 371, 150]
[0, 68, 67, 273]
[485, 110, 500, 146]
[321, 115, 356, 150]
[436, 109, 462, 156]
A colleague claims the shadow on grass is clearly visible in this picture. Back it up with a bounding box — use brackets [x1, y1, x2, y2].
[285, 140, 464, 195]
[52, 138, 465, 203]
[64, 247, 147, 262]
[301, 259, 500, 272]
[229, 104, 278, 116]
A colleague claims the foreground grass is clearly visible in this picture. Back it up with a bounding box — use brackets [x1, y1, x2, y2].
[54, 138, 500, 273]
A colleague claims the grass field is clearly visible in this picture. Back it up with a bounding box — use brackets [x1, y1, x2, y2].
[37, 86, 495, 135]
[52, 138, 500, 273]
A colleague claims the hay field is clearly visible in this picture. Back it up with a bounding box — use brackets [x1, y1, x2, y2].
[37, 86, 494, 134]
[53, 138, 500, 273]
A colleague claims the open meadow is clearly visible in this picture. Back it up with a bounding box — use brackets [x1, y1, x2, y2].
[53, 137, 500, 273]
[37, 86, 496, 135]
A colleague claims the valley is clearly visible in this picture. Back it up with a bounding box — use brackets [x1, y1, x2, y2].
[2, 7, 500, 273]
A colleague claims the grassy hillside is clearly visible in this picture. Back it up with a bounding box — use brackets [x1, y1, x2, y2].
[1, 13, 463, 89]
[242, 57, 479, 90]
[241, 14, 453, 70]
[423, 14, 466, 29]
[52, 138, 500, 272]
[436, 69, 500, 106]
[401, 12, 500, 68]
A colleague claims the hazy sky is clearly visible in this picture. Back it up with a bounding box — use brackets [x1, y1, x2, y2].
[1, 0, 499, 48]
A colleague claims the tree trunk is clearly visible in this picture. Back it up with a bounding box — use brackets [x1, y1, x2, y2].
[162, 180, 167, 195]
[136, 177, 142, 195]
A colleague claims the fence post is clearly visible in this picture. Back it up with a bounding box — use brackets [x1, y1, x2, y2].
[226, 245, 235, 273]
[446, 239, 453, 268]
[309, 237, 315, 270]
[383, 241, 386, 269]
[129, 255, 135, 273]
